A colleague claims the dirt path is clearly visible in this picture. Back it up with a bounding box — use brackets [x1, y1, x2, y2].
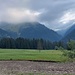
[0, 61, 74, 75]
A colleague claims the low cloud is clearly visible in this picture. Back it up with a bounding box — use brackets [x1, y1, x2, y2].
[59, 10, 75, 24]
[0, 0, 75, 30]
[0, 8, 41, 23]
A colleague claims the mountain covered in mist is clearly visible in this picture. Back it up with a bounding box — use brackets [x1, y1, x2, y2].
[1, 22, 75, 42]
[0, 22, 61, 41]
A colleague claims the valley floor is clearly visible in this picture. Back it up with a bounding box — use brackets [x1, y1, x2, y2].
[0, 61, 74, 75]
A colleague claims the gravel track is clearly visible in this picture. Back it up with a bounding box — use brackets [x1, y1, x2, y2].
[0, 61, 75, 75]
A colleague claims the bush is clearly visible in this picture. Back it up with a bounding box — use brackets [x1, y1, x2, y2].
[63, 50, 75, 59]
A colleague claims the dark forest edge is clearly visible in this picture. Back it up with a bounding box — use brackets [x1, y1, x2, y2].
[0, 37, 67, 49]
[0, 37, 74, 50]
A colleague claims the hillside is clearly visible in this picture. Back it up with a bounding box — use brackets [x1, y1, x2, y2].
[62, 24, 75, 41]
[0, 22, 61, 41]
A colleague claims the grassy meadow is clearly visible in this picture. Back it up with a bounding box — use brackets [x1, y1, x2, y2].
[0, 49, 67, 62]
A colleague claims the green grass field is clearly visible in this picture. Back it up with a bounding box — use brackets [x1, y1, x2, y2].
[0, 49, 67, 62]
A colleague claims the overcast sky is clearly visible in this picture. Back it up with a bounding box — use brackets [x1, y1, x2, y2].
[0, 0, 75, 30]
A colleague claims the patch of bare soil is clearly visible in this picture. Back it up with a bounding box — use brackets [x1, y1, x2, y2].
[0, 61, 74, 75]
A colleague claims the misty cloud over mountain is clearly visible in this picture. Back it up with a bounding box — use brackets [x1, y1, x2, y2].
[0, 0, 75, 30]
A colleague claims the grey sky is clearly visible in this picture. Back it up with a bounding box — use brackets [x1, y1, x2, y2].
[0, 0, 75, 30]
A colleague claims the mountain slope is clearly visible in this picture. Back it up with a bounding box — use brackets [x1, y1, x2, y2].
[0, 28, 9, 38]
[19, 22, 61, 41]
[0, 28, 17, 38]
[65, 24, 75, 36]
[0, 22, 61, 41]
[62, 24, 75, 41]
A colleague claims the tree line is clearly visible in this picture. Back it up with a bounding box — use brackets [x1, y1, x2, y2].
[0, 38, 66, 49]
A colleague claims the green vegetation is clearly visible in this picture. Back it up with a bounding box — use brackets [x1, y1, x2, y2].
[63, 40, 75, 60]
[0, 49, 67, 62]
